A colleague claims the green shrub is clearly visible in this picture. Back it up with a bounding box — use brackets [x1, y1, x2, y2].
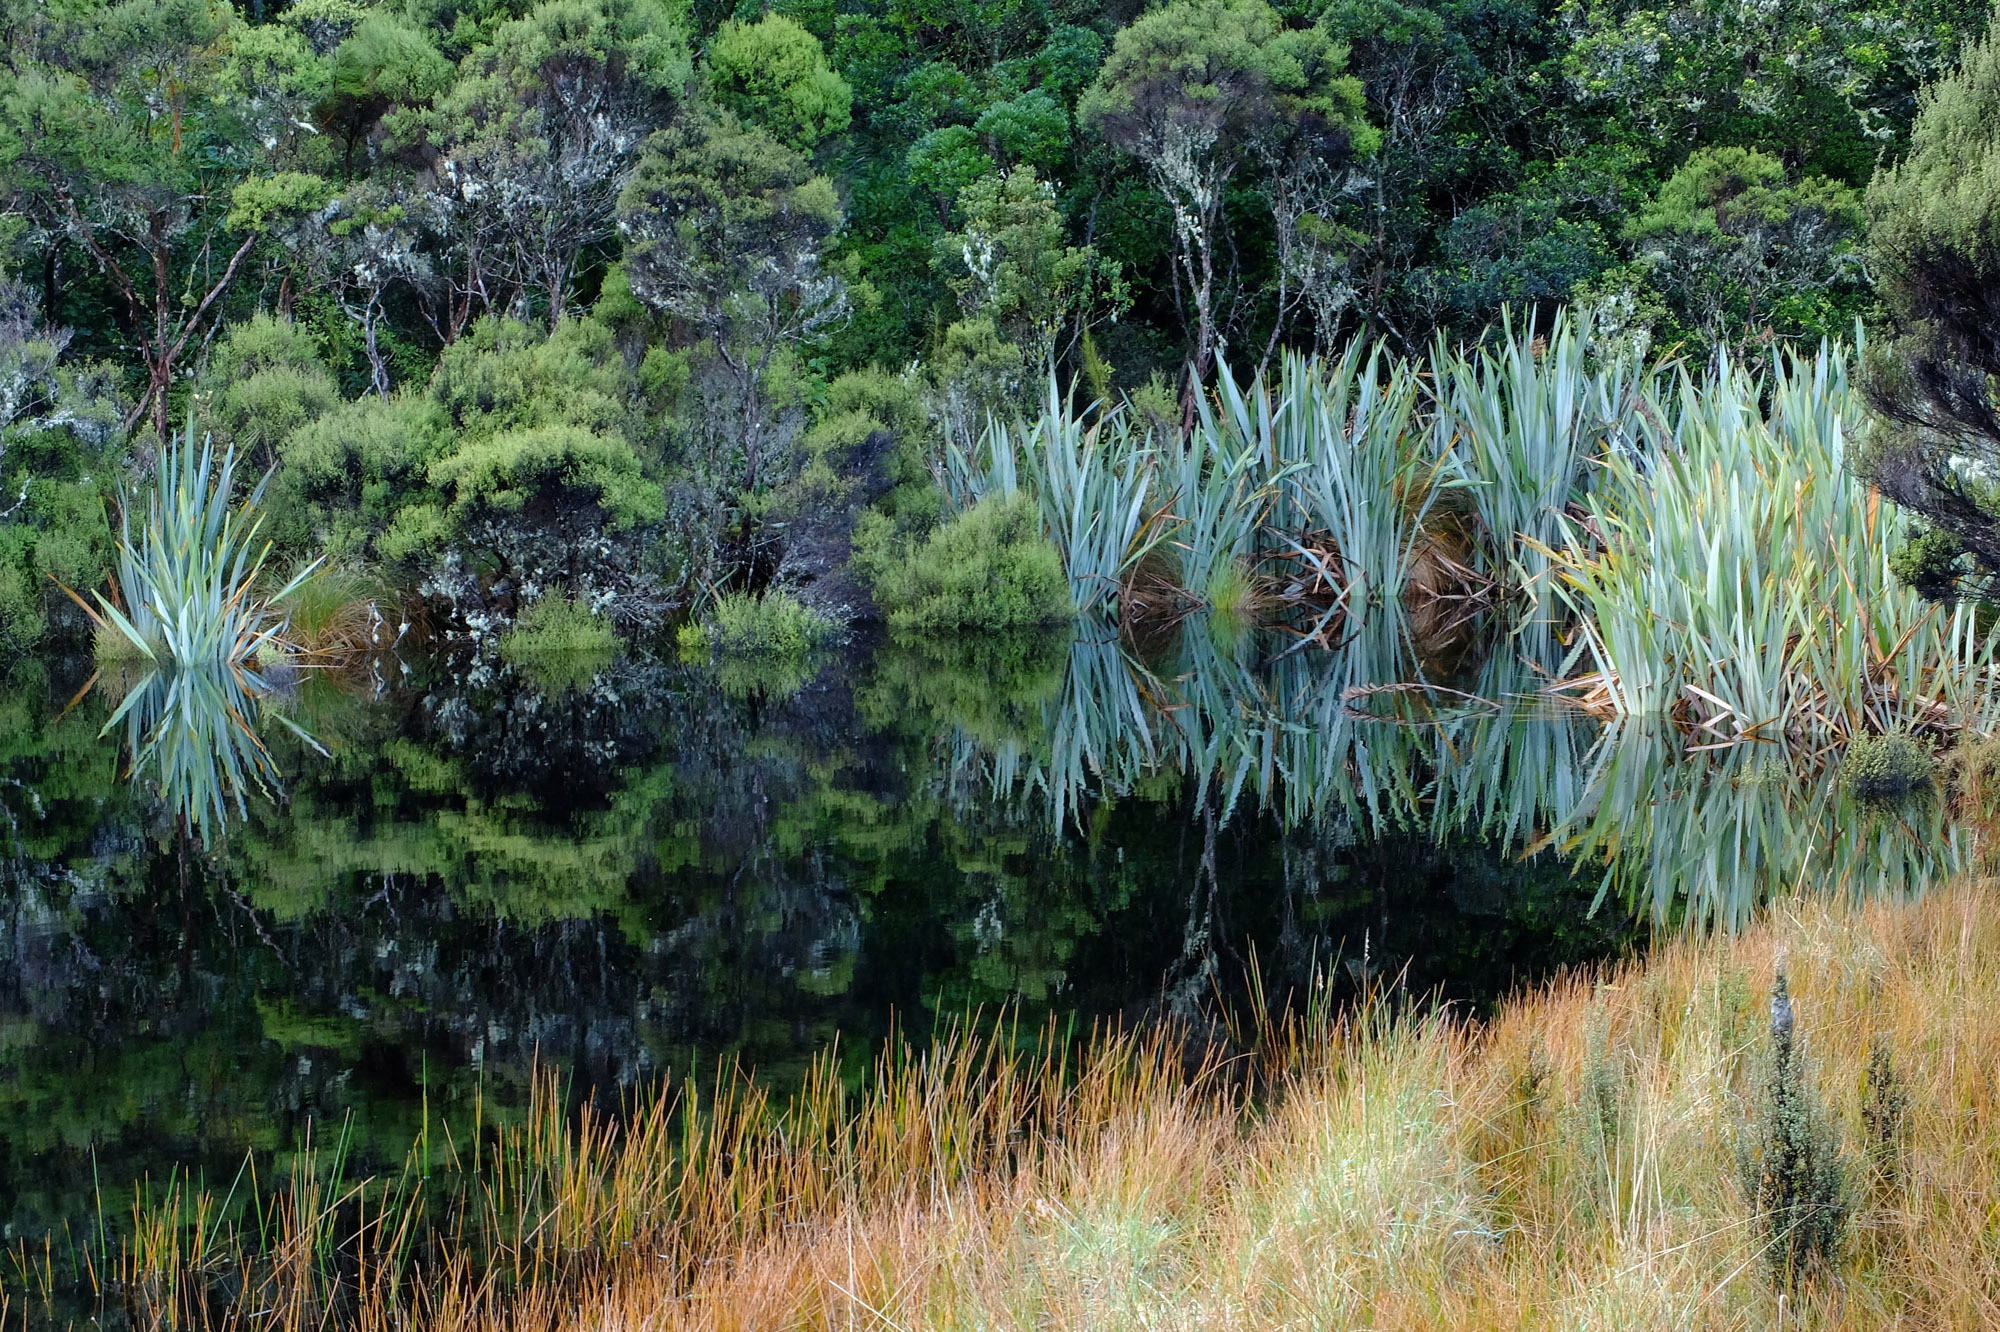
[1841, 730, 1934, 798]
[1737, 971, 1850, 1288]
[704, 589, 830, 699]
[498, 593, 619, 692]
[204, 314, 339, 457]
[870, 492, 1071, 635]
[500, 593, 619, 658]
[274, 394, 447, 560]
[709, 588, 829, 658]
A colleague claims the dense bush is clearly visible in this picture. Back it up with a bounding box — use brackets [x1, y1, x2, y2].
[0, 280, 125, 649]
[1841, 731, 1935, 798]
[708, 588, 831, 659]
[864, 492, 1070, 635]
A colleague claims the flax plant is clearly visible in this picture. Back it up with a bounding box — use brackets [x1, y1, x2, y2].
[75, 420, 317, 666]
[1551, 344, 2000, 745]
[1435, 310, 1644, 614]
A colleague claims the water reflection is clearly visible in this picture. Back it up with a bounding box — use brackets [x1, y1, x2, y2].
[910, 617, 1963, 928]
[100, 665, 325, 842]
[0, 617, 1964, 1251]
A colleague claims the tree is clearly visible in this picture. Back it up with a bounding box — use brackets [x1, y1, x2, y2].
[1, 0, 329, 435]
[387, 0, 691, 337]
[1623, 148, 1865, 351]
[1563, 0, 1973, 182]
[618, 111, 848, 493]
[0, 272, 126, 647]
[1078, 0, 1375, 405]
[1863, 16, 2000, 596]
[704, 14, 852, 152]
[934, 166, 1125, 375]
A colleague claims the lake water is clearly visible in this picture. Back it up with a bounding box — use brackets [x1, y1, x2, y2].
[0, 618, 1964, 1253]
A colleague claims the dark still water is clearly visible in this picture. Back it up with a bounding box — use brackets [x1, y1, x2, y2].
[0, 621, 1962, 1244]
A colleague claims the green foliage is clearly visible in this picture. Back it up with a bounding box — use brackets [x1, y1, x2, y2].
[619, 110, 847, 490]
[0, 281, 124, 649]
[906, 126, 995, 220]
[705, 587, 831, 696]
[421, 423, 664, 533]
[89, 426, 316, 667]
[1079, 0, 1375, 377]
[1889, 526, 1968, 600]
[709, 587, 830, 658]
[868, 492, 1071, 636]
[226, 172, 336, 235]
[1864, 13, 2000, 595]
[1737, 973, 1850, 1288]
[935, 167, 1125, 373]
[204, 315, 340, 458]
[1624, 148, 1867, 349]
[499, 593, 620, 692]
[705, 15, 852, 150]
[330, 15, 455, 106]
[973, 91, 1069, 173]
[1841, 731, 1935, 798]
[275, 394, 447, 561]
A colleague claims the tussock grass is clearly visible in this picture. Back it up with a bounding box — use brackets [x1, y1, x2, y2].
[24, 879, 2000, 1329]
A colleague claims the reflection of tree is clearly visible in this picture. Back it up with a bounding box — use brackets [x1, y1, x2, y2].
[0, 630, 1672, 1261]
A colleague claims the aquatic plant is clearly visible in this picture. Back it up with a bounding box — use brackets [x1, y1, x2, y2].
[1549, 342, 2000, 745]
[499, 593, 619, 692]
[1433, 309, 1643, 609]
[71, 422, 316, 666]
[701, 587, 832, 698]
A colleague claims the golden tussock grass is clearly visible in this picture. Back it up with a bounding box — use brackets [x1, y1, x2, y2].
[27, 880, 2000, 1331]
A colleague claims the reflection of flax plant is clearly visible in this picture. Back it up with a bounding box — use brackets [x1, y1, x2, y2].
[106, 667, 324, 842]
[70, 421, 316, 665]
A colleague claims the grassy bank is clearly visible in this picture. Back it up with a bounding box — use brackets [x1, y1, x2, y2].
[22, 875, 2000, 1329]
[548, 881, 2000, 1330]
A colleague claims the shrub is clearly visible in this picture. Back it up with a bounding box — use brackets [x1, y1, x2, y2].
[499, 593, 620, 693]
[870, 492, 1071, 635]
[274, 394, 447, 560]
[709, 588, 829, 659]
[1737, 971, 1849, 1288]
[1841, 730, 1934, 798]
[204, 314, 339, 457]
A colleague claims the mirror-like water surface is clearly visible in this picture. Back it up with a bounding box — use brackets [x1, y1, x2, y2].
[0, 622, 1963, 1251]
